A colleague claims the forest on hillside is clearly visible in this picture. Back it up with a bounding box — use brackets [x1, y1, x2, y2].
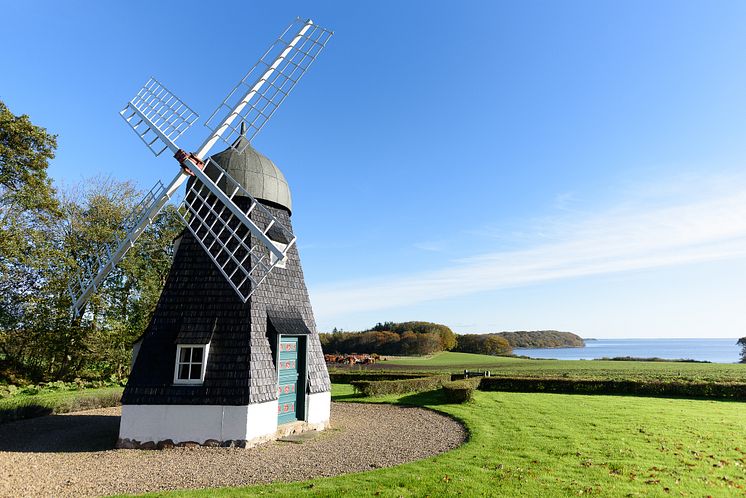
[496, 331, 585, 349]
[319, 322, 457, 356]
[320, 324, 585, 357]
[452, 331, 584, 356]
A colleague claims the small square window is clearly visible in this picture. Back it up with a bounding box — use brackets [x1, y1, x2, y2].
[174, 344, 209, 385]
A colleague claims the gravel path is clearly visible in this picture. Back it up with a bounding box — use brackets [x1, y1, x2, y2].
[0, 402, 466, 497]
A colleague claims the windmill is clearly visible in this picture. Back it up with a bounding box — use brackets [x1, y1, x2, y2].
[69, 18, 335, 449]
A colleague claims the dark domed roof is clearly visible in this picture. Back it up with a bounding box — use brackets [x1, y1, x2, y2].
[198, 133, 292, 212]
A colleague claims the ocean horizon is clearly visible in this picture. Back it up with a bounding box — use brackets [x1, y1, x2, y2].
[514, 338, 743, 364]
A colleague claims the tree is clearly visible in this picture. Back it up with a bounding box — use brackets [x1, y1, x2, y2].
[0, 101, 58, 216]
[454, 333, 513, 356]
[0, 101, 60, 380]
[483, 335, 511, 356]
[384, 321, 457, 351]
[0, 101, 189, 383]
[50, 177, 182, 380]
[738, 337, 746, 364]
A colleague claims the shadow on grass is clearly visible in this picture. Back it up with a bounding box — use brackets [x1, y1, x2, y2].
[335, 388, 457, 407]
[394, 389, 452, 406]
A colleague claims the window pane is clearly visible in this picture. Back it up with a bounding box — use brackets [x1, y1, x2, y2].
[191, 347, 203, 363]
[180, 347, 191, 363]
[178, 364, 189, 380]
[189, 364, 201, 380]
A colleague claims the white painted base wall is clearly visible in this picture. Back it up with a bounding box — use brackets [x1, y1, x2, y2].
[119, 401, 277, 444]
[119, 389, 332, 446]
[306, 391, 331, 425]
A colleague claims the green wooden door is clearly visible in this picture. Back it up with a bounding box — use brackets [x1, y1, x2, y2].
[277, 336, 299, 424]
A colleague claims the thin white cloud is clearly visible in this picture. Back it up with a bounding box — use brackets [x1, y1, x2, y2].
[310, 176, 746, 318]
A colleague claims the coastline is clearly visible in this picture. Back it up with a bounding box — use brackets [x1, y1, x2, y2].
[513, 338, 741, 364]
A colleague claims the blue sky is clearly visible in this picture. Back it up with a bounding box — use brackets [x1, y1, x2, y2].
[3, 1, 746, 338]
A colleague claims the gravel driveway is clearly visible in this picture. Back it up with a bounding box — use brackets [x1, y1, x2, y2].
[0, 402, 466, 497]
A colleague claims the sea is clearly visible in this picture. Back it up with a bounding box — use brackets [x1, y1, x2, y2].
[513, 338, 742, 364]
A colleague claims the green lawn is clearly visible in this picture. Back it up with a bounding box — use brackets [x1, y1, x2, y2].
[383, 351, 746, 382]
[0, 386, 122, 423]
[155, 384, 746, 497]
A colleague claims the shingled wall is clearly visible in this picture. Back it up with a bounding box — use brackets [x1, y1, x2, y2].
[248, 204, 331, 403]
[122, 201, 331, 406]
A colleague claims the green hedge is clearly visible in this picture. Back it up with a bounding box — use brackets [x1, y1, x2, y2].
[442, 378, 480, 403]
[350, 374, 450, 397]
[479, 377, 746, 400]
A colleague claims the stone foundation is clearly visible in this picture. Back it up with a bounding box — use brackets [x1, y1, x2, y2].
[116, 418, 330, 450]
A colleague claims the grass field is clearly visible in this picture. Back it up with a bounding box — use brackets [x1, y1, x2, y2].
[154, 384, 746, 497]
[382, 351, 746, 382]
[0, 386, 122, 423]
[5, 355, 744, 496]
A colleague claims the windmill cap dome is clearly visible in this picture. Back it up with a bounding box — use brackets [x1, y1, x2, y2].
[198, 134, 292, 212]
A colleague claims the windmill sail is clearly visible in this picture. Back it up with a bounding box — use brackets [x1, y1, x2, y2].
[69, 18, 332, 314]
[178, 156, 296, 302]
[167, 18, 330, 301]
[202, 18, 333, 155]
[120, 78, 199, 156]
[68, 175, 185, 315]
[67, 80, 200, 315]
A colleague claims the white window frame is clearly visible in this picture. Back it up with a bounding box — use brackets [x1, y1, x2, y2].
[173, 343, 210, 385]
[270, 241, 288, 269]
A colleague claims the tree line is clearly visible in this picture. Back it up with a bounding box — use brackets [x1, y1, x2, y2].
[453, 331, 584, 355]
[320, 321, 457, 356]
[495, 330, 585, 348]
[319, 326, 516, 357]
[320, 325, 588, 357]
[0, 101, 183, 383]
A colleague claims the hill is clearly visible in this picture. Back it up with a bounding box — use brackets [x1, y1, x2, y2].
[497, 330, 585, 349]
[452, 330, 584, 356]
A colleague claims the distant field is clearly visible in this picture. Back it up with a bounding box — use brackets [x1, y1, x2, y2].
[381, 351, 746, 382]
[386, 351, 524, 367]
[166, 385, 746, 497]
